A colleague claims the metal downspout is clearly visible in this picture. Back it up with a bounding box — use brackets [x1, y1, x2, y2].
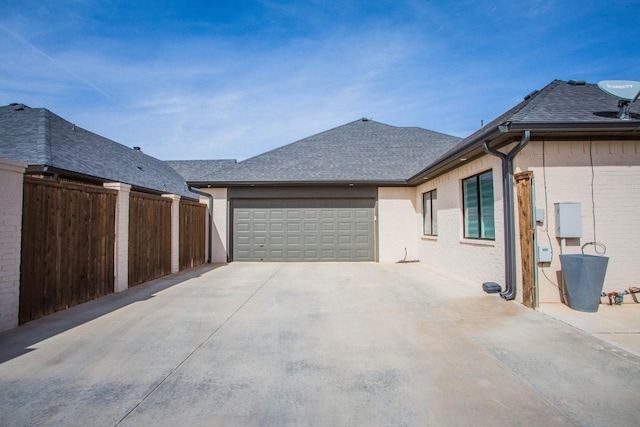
[482, 130, 530, 300]
[188, 186, 213, 263]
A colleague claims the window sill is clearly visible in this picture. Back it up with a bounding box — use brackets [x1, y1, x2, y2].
[421, 235, 438, 241]
[460, 238, 496, 247]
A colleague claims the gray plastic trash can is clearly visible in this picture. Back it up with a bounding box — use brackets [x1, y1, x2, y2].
[560, 254, 609, 312]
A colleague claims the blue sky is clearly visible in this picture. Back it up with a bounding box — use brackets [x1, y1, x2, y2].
[2, 1, 639, 161]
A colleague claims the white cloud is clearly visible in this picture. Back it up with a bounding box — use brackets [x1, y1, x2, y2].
[2, 0, 639, 162]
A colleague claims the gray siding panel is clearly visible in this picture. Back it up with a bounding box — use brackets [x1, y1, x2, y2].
[233, 198, 375, 262]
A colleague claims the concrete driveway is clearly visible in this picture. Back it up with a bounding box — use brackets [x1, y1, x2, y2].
[1, 262, 639, 426]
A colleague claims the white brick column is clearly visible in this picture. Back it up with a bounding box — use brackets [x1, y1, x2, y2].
[0, 159, 26, 332]
[163, 194, 181, 273]
[104, 183, 131, 292]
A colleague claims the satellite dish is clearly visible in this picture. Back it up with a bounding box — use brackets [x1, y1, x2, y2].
[597, 80, 640, 119]
[598, 80, 640, 100]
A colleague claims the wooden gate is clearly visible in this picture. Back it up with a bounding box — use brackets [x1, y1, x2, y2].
[179, 199, 206, 270]
[515, 171, 535, 308]
[20, 177, 117, 324]
[128, 192, 172, 286]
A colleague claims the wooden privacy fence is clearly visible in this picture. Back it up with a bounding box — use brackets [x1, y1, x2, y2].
[180, 199, 206, 270]
[20, 177, 117, 324]
[128, 192, 172, 287]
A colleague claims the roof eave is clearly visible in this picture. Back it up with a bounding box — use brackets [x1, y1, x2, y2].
[407, 126, 504, 185]
[25, 165, 197, 200]
[506, 121, 640, 133]
[188, 179, 411, 188]
[408, 120, 640, 185]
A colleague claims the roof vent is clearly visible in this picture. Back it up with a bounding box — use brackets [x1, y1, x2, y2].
[524, 90, 539, 100]
[133, 146, 142, 151]
[361, 117, 370, 122]
[568, 80, 586, 86]
[10, 103, 25, 111]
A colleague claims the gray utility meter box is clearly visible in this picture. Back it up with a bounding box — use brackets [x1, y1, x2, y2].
[555, 202, 582, 238]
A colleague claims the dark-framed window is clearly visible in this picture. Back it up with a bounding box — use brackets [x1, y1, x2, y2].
[422, 189, 437, 236]
[462, 170, 495, 239]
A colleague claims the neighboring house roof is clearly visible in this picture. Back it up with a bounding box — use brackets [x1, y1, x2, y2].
[0, 103, 195, 198]
[194, 118, 462, 185]
[166, 159, 237, 181]
[409, 79, 640, 183]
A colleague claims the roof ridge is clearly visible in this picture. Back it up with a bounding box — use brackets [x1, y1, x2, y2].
[232, 119, 374, 165]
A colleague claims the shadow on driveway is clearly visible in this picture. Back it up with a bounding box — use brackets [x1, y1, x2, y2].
[0, 264, 225, 363]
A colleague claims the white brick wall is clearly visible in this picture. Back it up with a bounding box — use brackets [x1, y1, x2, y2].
[415, 155, 506, 287]
[0, 159, 26, 332]
[516, 139, 640, 302]
[378, 187, 419, 262]
[162, 194, 181, 273]
[104, 182, 131, 292]
[200, 188, 228, 263]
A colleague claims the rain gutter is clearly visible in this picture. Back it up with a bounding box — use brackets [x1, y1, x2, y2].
[482, 130, 530, 300]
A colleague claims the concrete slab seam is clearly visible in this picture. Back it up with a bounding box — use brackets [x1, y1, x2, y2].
[114, 263, 286, 426]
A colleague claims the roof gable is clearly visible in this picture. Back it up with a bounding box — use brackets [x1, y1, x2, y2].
[198, 119, 461, 184]
[0, 104, 194, 198]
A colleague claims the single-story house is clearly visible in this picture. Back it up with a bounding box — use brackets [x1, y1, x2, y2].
[0, 103, 206, 331]
[0, 103, 194, 198]
[172, 119, 462, 263]
[179, 79, 640, 306]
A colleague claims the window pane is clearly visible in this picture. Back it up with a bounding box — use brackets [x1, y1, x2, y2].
[423, 192, 430, 235]
[479, 171, 495, 239]
[463, 178, 479, 238]
[432, 189, 437, 236]
[423, 190, 437, 236]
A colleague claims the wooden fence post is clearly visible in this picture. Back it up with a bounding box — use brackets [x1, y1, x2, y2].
[163, 194, 181, 274]
[104, 182, 131, 292]
[0, 159, 26, 332]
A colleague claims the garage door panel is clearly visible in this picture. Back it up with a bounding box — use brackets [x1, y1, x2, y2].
[287, 211, 302, 220]
[253, 211, 267, 220]
[270, 210, 284, 220]
[269, 222, 284, 232]
[356, 249, 370, 258]
[338, 222, 352, 231]
[321, 250, 335, 259]
[321, 210, 335, 219]
[304, 250, 319, 259]
[339, 235, 352, 244]
[287, 250, 302, 260]
[233, 198, 374, 261]
[355, 222, 370, 231]
[339, 210, 353, 219]
[271, 236, 284, 245]
[304, 235, 318, 245]
[287, 223, 301, 232]
[304, 223, 318, 232]
[356, 235, 370, 244]
[339, 249, 353, 259]
[270, 250, 284, 260]
[287, 236, 301, 245]
[321, 223, 334, 232]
